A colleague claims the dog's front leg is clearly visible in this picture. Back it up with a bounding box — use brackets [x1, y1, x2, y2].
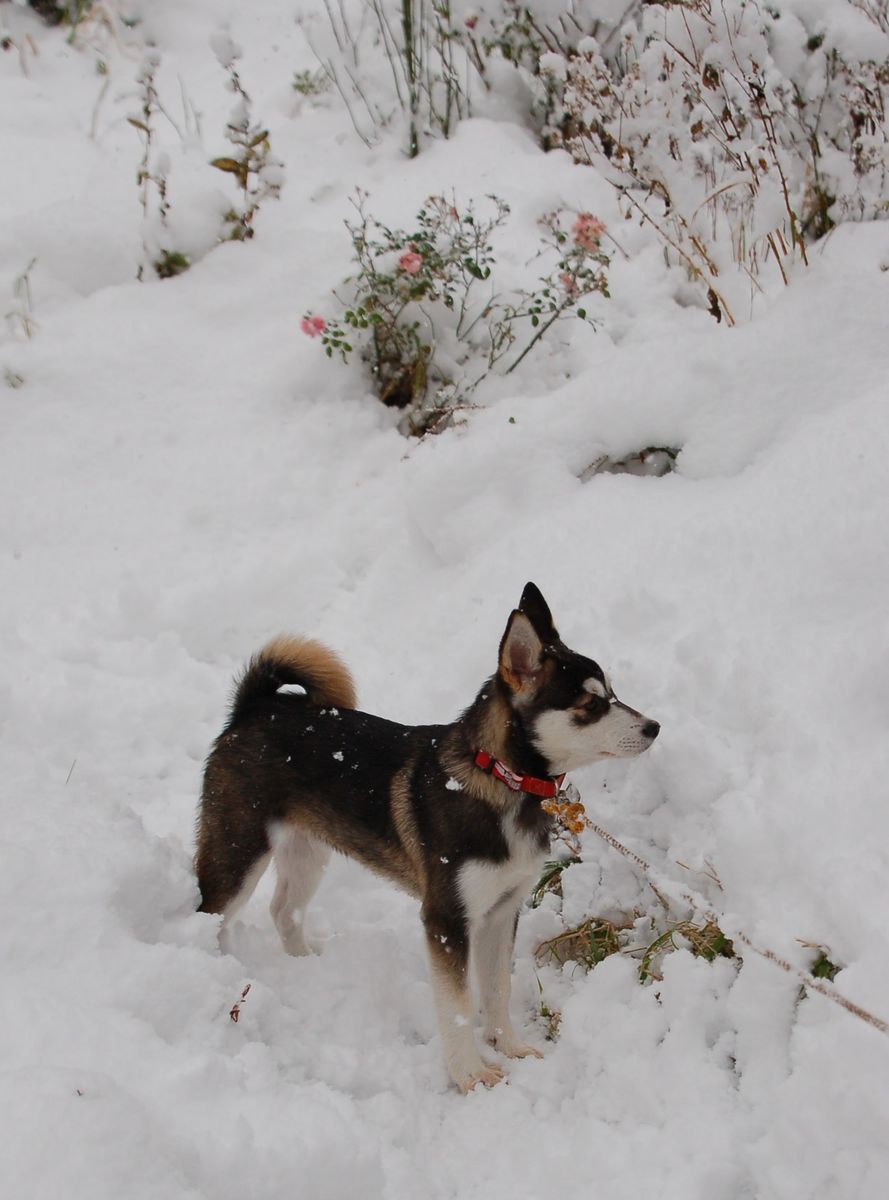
[422, 906, 504, 1093]
[473, 890, 543, 1061]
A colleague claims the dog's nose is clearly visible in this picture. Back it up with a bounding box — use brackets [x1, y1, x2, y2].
[642, 721, 660, 740]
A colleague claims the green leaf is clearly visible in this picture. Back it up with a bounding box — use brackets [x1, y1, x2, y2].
[811, 953, 839, 981]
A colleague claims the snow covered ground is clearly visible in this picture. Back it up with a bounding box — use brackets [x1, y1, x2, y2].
[3, 3, 889, 1197]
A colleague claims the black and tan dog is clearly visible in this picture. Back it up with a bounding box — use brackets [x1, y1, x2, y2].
[196, 583, 659, 1092]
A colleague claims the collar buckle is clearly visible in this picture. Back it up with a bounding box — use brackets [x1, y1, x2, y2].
[473, 749, 564, 799]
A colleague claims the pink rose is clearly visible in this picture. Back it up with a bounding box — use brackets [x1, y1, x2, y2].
[398, 249, 423, 275]
[300, 314, 326, 337]
[571, 213, 606, 252]
[559, 271, 579, 296]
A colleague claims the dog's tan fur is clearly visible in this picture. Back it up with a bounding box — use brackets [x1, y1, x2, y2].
[252, 635, 356, 709]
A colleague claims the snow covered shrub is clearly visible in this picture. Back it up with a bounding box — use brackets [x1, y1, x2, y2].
[484, 0, 889, 321]
[636, 920, 734, 983]
[210, 34, 284, 242]
[506, 207, 612, 372]
[312, 192, 510, 429]
[303, 1, 483, 156]
[463, 1, 644, 149]
[24, 0, 111, 43]
[305, 191, 610, 434]
[474, 0, 604, 146]
[536, 916, 625, 971]
[535, 904, 735, 985]
[553, 4, 811, 322]
[128, 38, 284, 277]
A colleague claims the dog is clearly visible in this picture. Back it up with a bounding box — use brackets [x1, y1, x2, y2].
[196, 582, 659, 1092]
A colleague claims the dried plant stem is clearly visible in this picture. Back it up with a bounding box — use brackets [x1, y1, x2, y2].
[370, 0, 407, 107]
[582, 813, 889, 1037]
[89, 73, 110, 140]
[766, 233, 789, 286]
[308, 4, 382, 147]
[505, 306, 564, 375]
[400, 0, 420, 158]
[7, 257, 38, 339]
[619, 189, 736, 325]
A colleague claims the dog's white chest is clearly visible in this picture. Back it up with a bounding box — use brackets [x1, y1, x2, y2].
[458, 817, 545, 922]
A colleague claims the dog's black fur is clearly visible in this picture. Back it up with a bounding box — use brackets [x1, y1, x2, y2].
[196, 582, 658, 1091]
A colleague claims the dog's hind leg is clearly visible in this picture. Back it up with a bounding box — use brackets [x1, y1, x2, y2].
[195, 804, 272, 952]
[216, 851, 272, 953]
[269, 824, 331, 956]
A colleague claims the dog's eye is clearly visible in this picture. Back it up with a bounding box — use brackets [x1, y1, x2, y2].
[572, 694, 610, 726]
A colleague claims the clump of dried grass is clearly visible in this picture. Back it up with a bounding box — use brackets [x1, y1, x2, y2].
[536, 915, 628, 971]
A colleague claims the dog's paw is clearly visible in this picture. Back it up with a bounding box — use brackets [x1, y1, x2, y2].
[279, 927, 316, 956]
[456, 1063, 506, 1094]
[282, 939, 316, 957]
[486, 1029, 544, 1060]
[500, 1041, 543, 1061]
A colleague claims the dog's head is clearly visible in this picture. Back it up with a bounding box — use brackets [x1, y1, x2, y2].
[498, 582, 659, 774]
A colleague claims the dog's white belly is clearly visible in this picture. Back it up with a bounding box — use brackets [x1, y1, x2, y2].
[458, 822, 545, 922]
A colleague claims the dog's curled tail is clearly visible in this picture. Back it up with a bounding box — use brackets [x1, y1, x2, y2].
[228, 635, 357, 725]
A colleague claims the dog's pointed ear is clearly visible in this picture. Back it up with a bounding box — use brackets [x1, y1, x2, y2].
[498, 610, 544, 696]
[518, 581, 558, 641]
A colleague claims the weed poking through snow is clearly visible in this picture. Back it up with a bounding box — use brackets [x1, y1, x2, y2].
[535, 977, 563, 1042]
[210, 33, 284, 243]
[529, 857, 581, 908]
[129, 53, 190, 281]
[5, 258, 38, 340]
[304, 0, 481, 156]
[537, 916, 627, 972]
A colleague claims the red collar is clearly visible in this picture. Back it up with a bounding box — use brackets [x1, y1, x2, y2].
[474, 750, 565, 798]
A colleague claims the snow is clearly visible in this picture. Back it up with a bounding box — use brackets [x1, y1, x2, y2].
[3, 2, 889, 1198]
